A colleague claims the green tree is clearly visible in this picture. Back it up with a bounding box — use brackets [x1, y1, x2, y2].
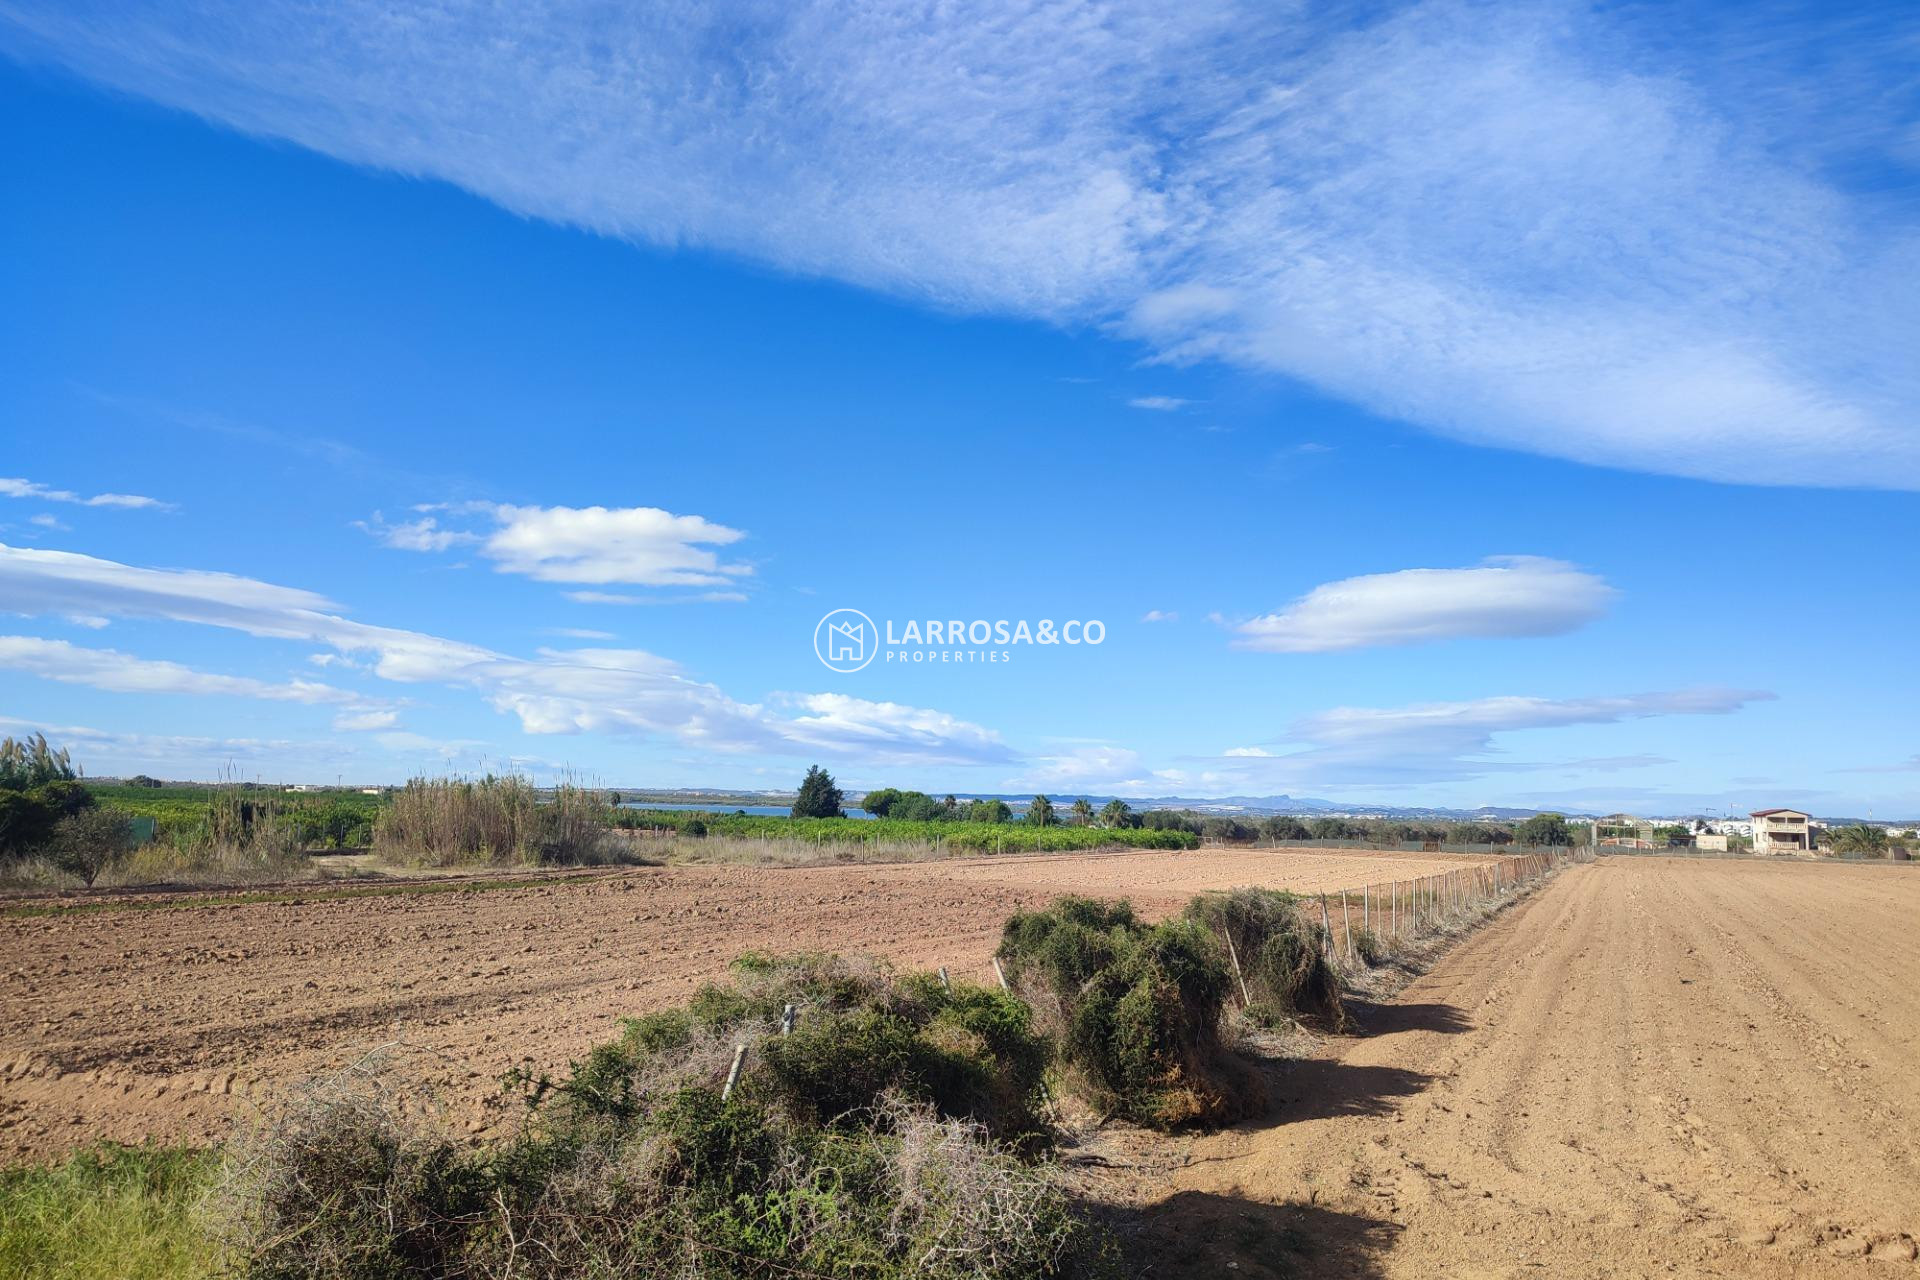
[46, 808, 132, 887]
[889, 791, 943, 822]
[791, 765, 844, 819]
[966, 798, 1012, 824]
[1025, 795, 1055, 827]
[1308, 816, 1353, 840]
[606, 791, 622, 808]
[942, 794, 958, 816]
[1828, 824, 1889, 856]
[860, 787, 904, 818]
[1260, 815, 1310, 842]
[1516, 812, 1572, 846]
[1069, 798, 1095, 827]
[1099, 798, 1135, 829]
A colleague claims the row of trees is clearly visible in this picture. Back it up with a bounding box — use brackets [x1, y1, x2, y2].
[808, 770, 1581, 846]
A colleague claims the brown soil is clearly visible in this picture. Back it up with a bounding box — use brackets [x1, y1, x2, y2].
[1137, 857, 1920, 1277]
[0, 846, 1478, 1160]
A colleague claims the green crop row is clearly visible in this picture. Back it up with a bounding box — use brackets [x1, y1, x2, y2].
[611, 809, 1199, 852]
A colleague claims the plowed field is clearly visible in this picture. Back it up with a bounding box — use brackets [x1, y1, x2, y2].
[0, 846, 1481, 1159]
[1144, 857, 1920, 1277]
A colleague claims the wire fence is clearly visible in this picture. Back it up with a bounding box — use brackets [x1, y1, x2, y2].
[1291, 844, 1595, 968]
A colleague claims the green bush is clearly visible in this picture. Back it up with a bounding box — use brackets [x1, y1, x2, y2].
[1351, 927, 1389, 967]
[225, 955, 1101, 1280]
[1183, 889, 1346, 1031]
[996, 897, 1262, 1129]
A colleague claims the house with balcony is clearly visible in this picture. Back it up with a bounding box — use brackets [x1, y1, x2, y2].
[1751, 808, 1812, 855]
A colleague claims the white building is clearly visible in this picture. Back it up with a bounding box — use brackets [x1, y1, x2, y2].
[1751, 808, 1812, 855]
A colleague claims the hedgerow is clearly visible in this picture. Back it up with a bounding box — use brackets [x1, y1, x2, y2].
[610, 810, 1198, 852]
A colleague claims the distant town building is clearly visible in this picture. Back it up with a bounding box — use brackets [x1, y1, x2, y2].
[1593, 814, 1656, 849]
[1694, 832, 1729, 851]
[1751, 808, 1812, 855]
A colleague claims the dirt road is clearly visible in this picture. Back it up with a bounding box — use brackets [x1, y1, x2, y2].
[0, 846, 1480, 1160]
[1146, 857, 1920, 1277]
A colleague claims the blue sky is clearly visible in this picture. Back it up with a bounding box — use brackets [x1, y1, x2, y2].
[1, 1, 1916, 816]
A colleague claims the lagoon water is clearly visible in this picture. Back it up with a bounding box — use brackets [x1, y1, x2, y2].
[619, 802, 877, 820]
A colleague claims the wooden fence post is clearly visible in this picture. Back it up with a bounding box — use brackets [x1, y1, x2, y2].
[1223, 927, 1253, 1008]
[992, 956, 1010, 991]
[1341, 891, 1353, 963]
[722, 1043, 748, 1099]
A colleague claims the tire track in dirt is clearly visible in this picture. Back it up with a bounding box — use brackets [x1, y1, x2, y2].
[1140, 858, 1920, 1277]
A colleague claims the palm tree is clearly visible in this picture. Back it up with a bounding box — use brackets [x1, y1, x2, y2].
[1070, 797, 1095, 827]
[1026, 795, 1055, 827]
[1098, 798, 1133, 828]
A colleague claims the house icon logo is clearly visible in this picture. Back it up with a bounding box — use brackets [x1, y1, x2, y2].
[814, 608, 878, 673]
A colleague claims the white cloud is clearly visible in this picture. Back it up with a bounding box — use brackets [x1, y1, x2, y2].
[484, 504, 749, 586]
[0, 635, 371, 705]
[1205, 687, 1775, 788]
[777, 693, 1011, 765]
[1049, 687, 1775, 795]
[1006, 746, 1154, 793]
[0, 476, 171, 510]
[333, 709, 400, 731]
[1233, 556, 1616, 653]
[356, 513, 477, 552]
[563, 590, 749, 605]
[0, 541, 997, 765]
[368, 503, 752, 588]
[543, 627, 616, 640]
[4, 3, 1914, 486]
[1128, 396, 1191, 411]
[28, 514, 67, 530]
[0, 715, 341, 776]
[1140, 609, 1178, 623]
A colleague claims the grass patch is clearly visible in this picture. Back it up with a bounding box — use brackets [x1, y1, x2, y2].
[0, 1143, 221, 1280]
[996, 896, 1264, 1129]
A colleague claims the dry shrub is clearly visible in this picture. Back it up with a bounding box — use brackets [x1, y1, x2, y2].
[215, 1054, 489, 1279]
[218, 958, 1103, 1280]
[996, 896, 1263, 1129]
[1184, 888, 1347, 1031]
[373, 776, 627, 868]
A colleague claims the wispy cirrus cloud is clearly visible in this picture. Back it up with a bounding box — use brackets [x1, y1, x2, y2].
[1044, 687, 1775, 795]
[1232, 557, 1616, 653]
[3, 2, 1915, 486]
[563, 590, 749, 606]
[1127, 396, 1191, 411]
[1, 476, 172, 511]
[0, 635, 376, 707]
[0, 542, 996, 765]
